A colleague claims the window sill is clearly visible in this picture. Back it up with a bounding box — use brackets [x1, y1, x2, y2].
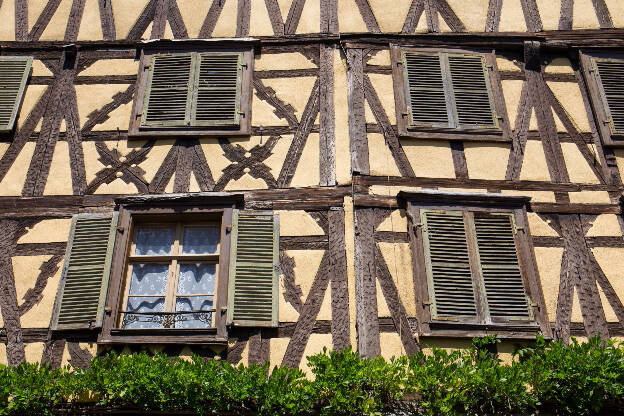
[420, 321, 546, 340]
[128, 128, 251, 138]
[399, 127, 508, 142]
[99, 329, 227, 345]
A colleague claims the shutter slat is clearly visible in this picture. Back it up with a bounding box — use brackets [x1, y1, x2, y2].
[404, 53, 449, 127]
[423, 211, 477, 318]
[447, 54, 497, 128]
[227, 211, 279, 327]
[474, 214, 531, 320]
[142, 54, 193, 126]
[52, 213, 118, 330]
[595, 59, 624, 134]
[193, 53, 242, 126]
[0, 57, 31, 131]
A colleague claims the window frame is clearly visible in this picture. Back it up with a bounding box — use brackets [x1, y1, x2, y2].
[391, 45, 512, 142]
[98, 194, 243, 345]
[580, 50, 624, 148]
[400, 190, 551, 339]
[128, 45, 254, 138]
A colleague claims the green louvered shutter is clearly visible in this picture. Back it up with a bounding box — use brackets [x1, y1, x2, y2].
[593, 58, 624, 135]
[403, 52, 450, 127]
[51, 213, 118, 330]
[0, 57, 32, 132]
[227, 210, 279, 327]
[193, 53, 242, 126]
[422, 210, 478, 319]
[142, 54, 193, 127]
[473, 213, 532, 320]
[447, 54, 497, 129]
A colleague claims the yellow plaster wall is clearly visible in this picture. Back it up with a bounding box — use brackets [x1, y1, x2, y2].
[0, 344, 6, 365]
[255, 52, 317, 71]
[568, 191, 611, 204]
[280, 250, 325, 322]
[43, 142, 74, 195]
[248, 0, 275, 37]
[378, 242, 416, 317]
[211, 0, 238, 38]
[0, 142, 36, 195]
[39, 0, 73, 41]
[262, 77, 317, 122]
[605, 0, 624, 27]
[376, 209, 407, 232]
[560, 142, 600, 184]
[277, 211, 325, 236]
[296, 0, 320, 34]
[402, 139, 456, 178]
[368, 133, 401, 177]
[24, 342, 45, 363]
[17, 219, 72, 244]
[446, 0, 489, 32]
[572, 0, 601, 29]
[548, 81, 591, 133]
[338, 0, 368, 33]
[111, 0, 151, 39]
[534, 247, 564, 321]
[15, 255, 63, 328]
[18, 85, 47, 130]
[290, 133, 320, 188]
[0, 0, 16, 41]
[586, 215, 623, 237]
[519, 140, 551, 182]
[177, 0, 208, 38]
[77, 0, 104, 41]
[463, 143, 511, 180]
[535, 0, 561, 31]
[300, 333, 333, 376]
[501, 189, 556, 202]
[527, 213, 559, 236]
[75, 84, 134, 130]
[367, 74, 396, 124]
[498, 0, 528, 32]
[379, 332, 405, 361]
[81, 59, 138, 76]
[615, 149, 624, 179]
[368, 0, 412, 33]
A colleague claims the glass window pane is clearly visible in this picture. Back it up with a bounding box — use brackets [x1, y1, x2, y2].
[123, 296, 165, 329]
[177, 263, 215, 295]
[134, 227, 174, 255]
[175, 296, 213, 328]
[182, 226, 219, 254]
[129, 264, 169, 295]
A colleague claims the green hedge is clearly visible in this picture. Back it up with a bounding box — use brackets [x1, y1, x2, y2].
[1, 336, 624, 415]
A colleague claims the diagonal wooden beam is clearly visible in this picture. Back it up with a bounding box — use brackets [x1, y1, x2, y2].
[64, 0, 86, 42]
[329, 208, 350, 351]
[435, 0, 466, 32]
[281, 251, 330, 368]
[98, 0, 116, 40]
[284, 0, 306, 35]
[199, 0, 227, 38]
[28, 0, 62, 41]
[520, 0, 543, 32]
[264, 0, 284, 36]
[236, 0, 251, 37]
[558, 0, 573, 30]
[485, 0, 502, 32]
[127, 0, 158, 40]
[167, 0, 189, 38]
[591, 0, 613, 29]
[354, 0, 381, 33]
[402, 0, 425, 34]
[15, 0, 28, 41]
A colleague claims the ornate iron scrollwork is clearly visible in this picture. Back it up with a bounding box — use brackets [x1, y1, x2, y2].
[120, 310, 215, 329]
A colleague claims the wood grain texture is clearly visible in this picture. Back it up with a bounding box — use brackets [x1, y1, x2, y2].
[319, 44, 336, 187]
[424, 0, 439, 32]
[0, 221, 26, 365]
[281, 251, 330, 368]
[150, 0, 169, 39]
[277, 80, 320, 188]
[98, 0, 116, 40]
[450, 141, 468, 180]
[363, 75, 414, 177]
[320, 0, 338, 34]
[217, 136, 279, 191]
[253, 77, 298, 128]
[63, 84, 87, 195]
[190, 140, 216, 192]
[354, 0, 381, 33]
[505, 82, 532, 181]
[172, 140, 194, 193]
[40, 339, 66, 369]
[28, 0, 62, 41]
[284, 0, 306, 35]
[236, 0, 250, 37]
[485, 0, 502, 32]
[435, 0, 466, 32]
[354, 208, 380, 358]
[87, 141, 152, 194]
[264, 0, 284, 36]
[15, 0, 28, 41]
[329, 208, 350, 351]
[81, 84, 135, 133]
[591, 0, 614, 28]
[402, 0, 425, 34]
[558, 0, 573, 30]
[167, 0, 189, 39]
[64, 0, 86, 41]
[127, 0, 157, 40]
[280, 251, 303, 313]
[520, 0, 543, 32]
[347, 49, 369, 175]
[199, 0, 227, 38]
[226, 338, 247, 365]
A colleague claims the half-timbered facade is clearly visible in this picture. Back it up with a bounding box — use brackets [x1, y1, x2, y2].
[0, 0, 623, 371]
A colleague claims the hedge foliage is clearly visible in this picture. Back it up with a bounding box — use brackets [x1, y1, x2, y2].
[1, 336, 624, 415]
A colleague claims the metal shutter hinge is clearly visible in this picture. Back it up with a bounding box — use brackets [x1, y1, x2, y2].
[116, 226, 125, 233]
[225, 225, 231, 233]
[241, 64, 248, 69]
[422, 301, 432, 306]
[486, 64, 494, 69]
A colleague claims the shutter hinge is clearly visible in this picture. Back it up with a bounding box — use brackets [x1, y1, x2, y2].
[116, 226, 125, 234]
[135, 113, 142, 118]
[401, 112, 409, 118]
[273, 264, 280, 272]
[486, 64, 493, 70]
[603, 117, 612, 125]
[422, 301, 432, 306]
[225, 225, 231, 233]
[241, 64, 248, 69]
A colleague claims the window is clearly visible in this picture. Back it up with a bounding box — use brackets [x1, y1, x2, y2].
[400, 191, 550, 338]
[391, 46, 511, 141]
[129, 48, 253, 137]
[0, 57, 32, 133]
[51, 194, 280, 344]
[120, 221, 221, 330]
[581, 52, 624, 147]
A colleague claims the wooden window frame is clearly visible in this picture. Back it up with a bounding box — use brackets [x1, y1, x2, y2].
[400, 190, 551, 340]
[129, 45, 254, 138]
[99, 193, 243, 345]
[391, 45, 512, 143]
[580, 50, 624, 148]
